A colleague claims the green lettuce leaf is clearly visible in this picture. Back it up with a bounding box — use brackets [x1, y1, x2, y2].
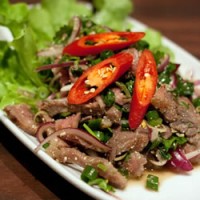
[92, 0, 133, 30]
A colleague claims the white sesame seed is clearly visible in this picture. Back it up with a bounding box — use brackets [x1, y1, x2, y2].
[85, 79, 90, 85]
[90, 88, 96, 93]
[144, 73, 150, 77]
[84, 90, 90, 94]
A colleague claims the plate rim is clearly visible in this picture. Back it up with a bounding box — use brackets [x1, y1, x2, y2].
[1, 17, 200, 200]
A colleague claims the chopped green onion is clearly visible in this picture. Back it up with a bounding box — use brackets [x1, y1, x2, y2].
[81, 165, 114, 192]
[81, 165, 98, 182]
[101, 89, 115, 107]
[93, 130, 105, 141]
[97, 163, 107, 172]
[83, 123, 99, 139]
[146, 174, 159, 191]
[87, 118, 102, 130]
[83, 123, 106, 141]
[121, 120, 130, 130]
[146, 110, 163, 127]
[88, 178, 115, 193]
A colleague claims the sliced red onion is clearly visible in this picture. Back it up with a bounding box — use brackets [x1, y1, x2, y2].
[169, 74, 177, 89]
[193, 80, 200, 98]
[168, 148, 193, 171]
[67, 16, 81, 45]
[34, 128, 111, 153]
[36, 61, 75, 72]
[36, 122, 55, 142]
[36, 59, 88, 72]
[157, 54, 170, 73]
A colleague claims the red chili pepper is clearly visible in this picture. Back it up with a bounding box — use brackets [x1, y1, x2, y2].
[129, 49, 158, 129]
[67, 52, 133, 104]
[63, 31, 145, 56]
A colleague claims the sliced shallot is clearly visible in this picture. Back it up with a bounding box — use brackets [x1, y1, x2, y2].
[36, 60, 88, 72]
[36, 61, 75, 72]
[67, 16, 82, 45]
[157, 54, 170, 73]
[193, 80, 200, 98]
[167, 148, 193, 171]
[36, 122, 55, 142]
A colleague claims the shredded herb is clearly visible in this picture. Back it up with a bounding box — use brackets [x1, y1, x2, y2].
[101, 89, 115, 107]
[193, 97, 200, 107]
[173, 75, 194, 97]
[158, 62, 176, 85]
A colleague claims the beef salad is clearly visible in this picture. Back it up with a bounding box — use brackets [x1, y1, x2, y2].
[2, 16, 200, 193]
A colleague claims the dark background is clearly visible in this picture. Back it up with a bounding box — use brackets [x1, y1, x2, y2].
[1, 0, 200, 199]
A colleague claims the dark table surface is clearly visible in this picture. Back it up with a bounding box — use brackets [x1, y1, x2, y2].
[1, 0, 200, 199]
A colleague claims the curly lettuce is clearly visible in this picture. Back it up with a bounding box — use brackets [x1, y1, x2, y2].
[0, 0, 135, 109]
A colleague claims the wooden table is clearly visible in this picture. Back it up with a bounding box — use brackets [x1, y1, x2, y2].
[1, 0, 200, 199]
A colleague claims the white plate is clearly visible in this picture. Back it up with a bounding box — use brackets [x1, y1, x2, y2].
[1, 18, 200, 200]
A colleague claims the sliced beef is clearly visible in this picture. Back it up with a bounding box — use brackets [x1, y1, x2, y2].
[38, 98, 69, 116]
[151, 85, 177, 122]
[105, 106, 122, 124]
[183, 133, 200, 164]
[46, 142, 127, 189]
[151, 86, 200, 136]
[4, 104, 38, 135]
[55, 112, 81, 130]
[121, 151, 147, 178]
[38, 98, 105, 117]
[68, 100, 105, 117]
[106, 127, 149, 161]
[170, 97, 200, 136]
[152, 86, 200, 164]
